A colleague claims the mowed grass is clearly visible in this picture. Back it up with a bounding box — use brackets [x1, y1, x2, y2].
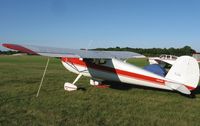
[1, 56, 200, 126]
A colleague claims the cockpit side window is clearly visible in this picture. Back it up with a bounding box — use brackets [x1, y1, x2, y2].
[172, 56, 177, 59]
[167, 55, 170, 59]
[99, 59, 106, 64]
[83, 58, 107, 65]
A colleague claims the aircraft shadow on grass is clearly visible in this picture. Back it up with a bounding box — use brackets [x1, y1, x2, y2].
[77, 87, 87, 91]
[191, 85, 200, 95]
[102, 81, 198, 98]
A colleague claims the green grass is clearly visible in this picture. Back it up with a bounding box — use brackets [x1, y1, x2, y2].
[1, 56, 200, 126]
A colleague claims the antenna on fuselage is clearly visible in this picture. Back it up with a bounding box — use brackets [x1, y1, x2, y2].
[36, 58, 50, 97]
[86, 40, 93, 51]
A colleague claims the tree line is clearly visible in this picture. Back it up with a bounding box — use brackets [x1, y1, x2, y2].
[0, 50, 19, 55]
[94, 46, 196, 57]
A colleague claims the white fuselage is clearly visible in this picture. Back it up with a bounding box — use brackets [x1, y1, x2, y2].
[61, 57, 173, 91]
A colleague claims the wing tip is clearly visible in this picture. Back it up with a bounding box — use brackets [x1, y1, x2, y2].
[2, 43, 9, 48]
[2, 43, 16, 50]
[2, 43, 37, 55]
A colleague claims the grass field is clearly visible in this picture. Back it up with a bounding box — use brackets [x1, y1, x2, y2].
[1, 56, 200, 126]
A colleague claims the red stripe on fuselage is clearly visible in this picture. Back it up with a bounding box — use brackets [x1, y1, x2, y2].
[61, 57, 195, 91]
[61, 57, 165, 84]
[185, 86, 195, 90]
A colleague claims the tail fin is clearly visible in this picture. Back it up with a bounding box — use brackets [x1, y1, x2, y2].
[165, 56, 199, 94]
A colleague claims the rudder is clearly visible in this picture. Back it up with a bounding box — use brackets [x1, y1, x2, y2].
[165, 56, 199, 90]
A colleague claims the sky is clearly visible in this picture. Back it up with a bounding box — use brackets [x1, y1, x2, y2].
[0, 0, 200, 51]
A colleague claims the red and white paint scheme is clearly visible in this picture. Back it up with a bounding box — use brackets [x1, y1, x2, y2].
[2, 43, 200, 95]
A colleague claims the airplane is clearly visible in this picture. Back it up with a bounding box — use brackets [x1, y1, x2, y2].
[148, 54, 177, 65]
[2, 43, 200, 96]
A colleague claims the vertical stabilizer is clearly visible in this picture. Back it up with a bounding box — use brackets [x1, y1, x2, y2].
[165, 56, 199, 92]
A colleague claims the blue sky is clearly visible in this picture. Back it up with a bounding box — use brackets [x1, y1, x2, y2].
[0, 0, 200, 51]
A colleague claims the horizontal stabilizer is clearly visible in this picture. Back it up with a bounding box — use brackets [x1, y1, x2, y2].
[165, 82, 191, 95]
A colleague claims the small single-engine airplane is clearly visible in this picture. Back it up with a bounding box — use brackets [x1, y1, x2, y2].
[2, 43, 200, 95]
[148, 54, 178, 65]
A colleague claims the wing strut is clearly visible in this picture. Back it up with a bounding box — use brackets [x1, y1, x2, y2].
[36, 58, 50, 97]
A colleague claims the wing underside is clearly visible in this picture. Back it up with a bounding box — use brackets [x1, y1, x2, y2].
[2, 43, 145, 59]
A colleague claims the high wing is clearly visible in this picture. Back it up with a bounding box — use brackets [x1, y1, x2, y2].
[149, 55, 177, 65]
[154, 59, 176, 65]
[2, 43, 145, 59]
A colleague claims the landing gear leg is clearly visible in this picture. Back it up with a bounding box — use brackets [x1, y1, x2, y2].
[64, 74, 82, 91]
